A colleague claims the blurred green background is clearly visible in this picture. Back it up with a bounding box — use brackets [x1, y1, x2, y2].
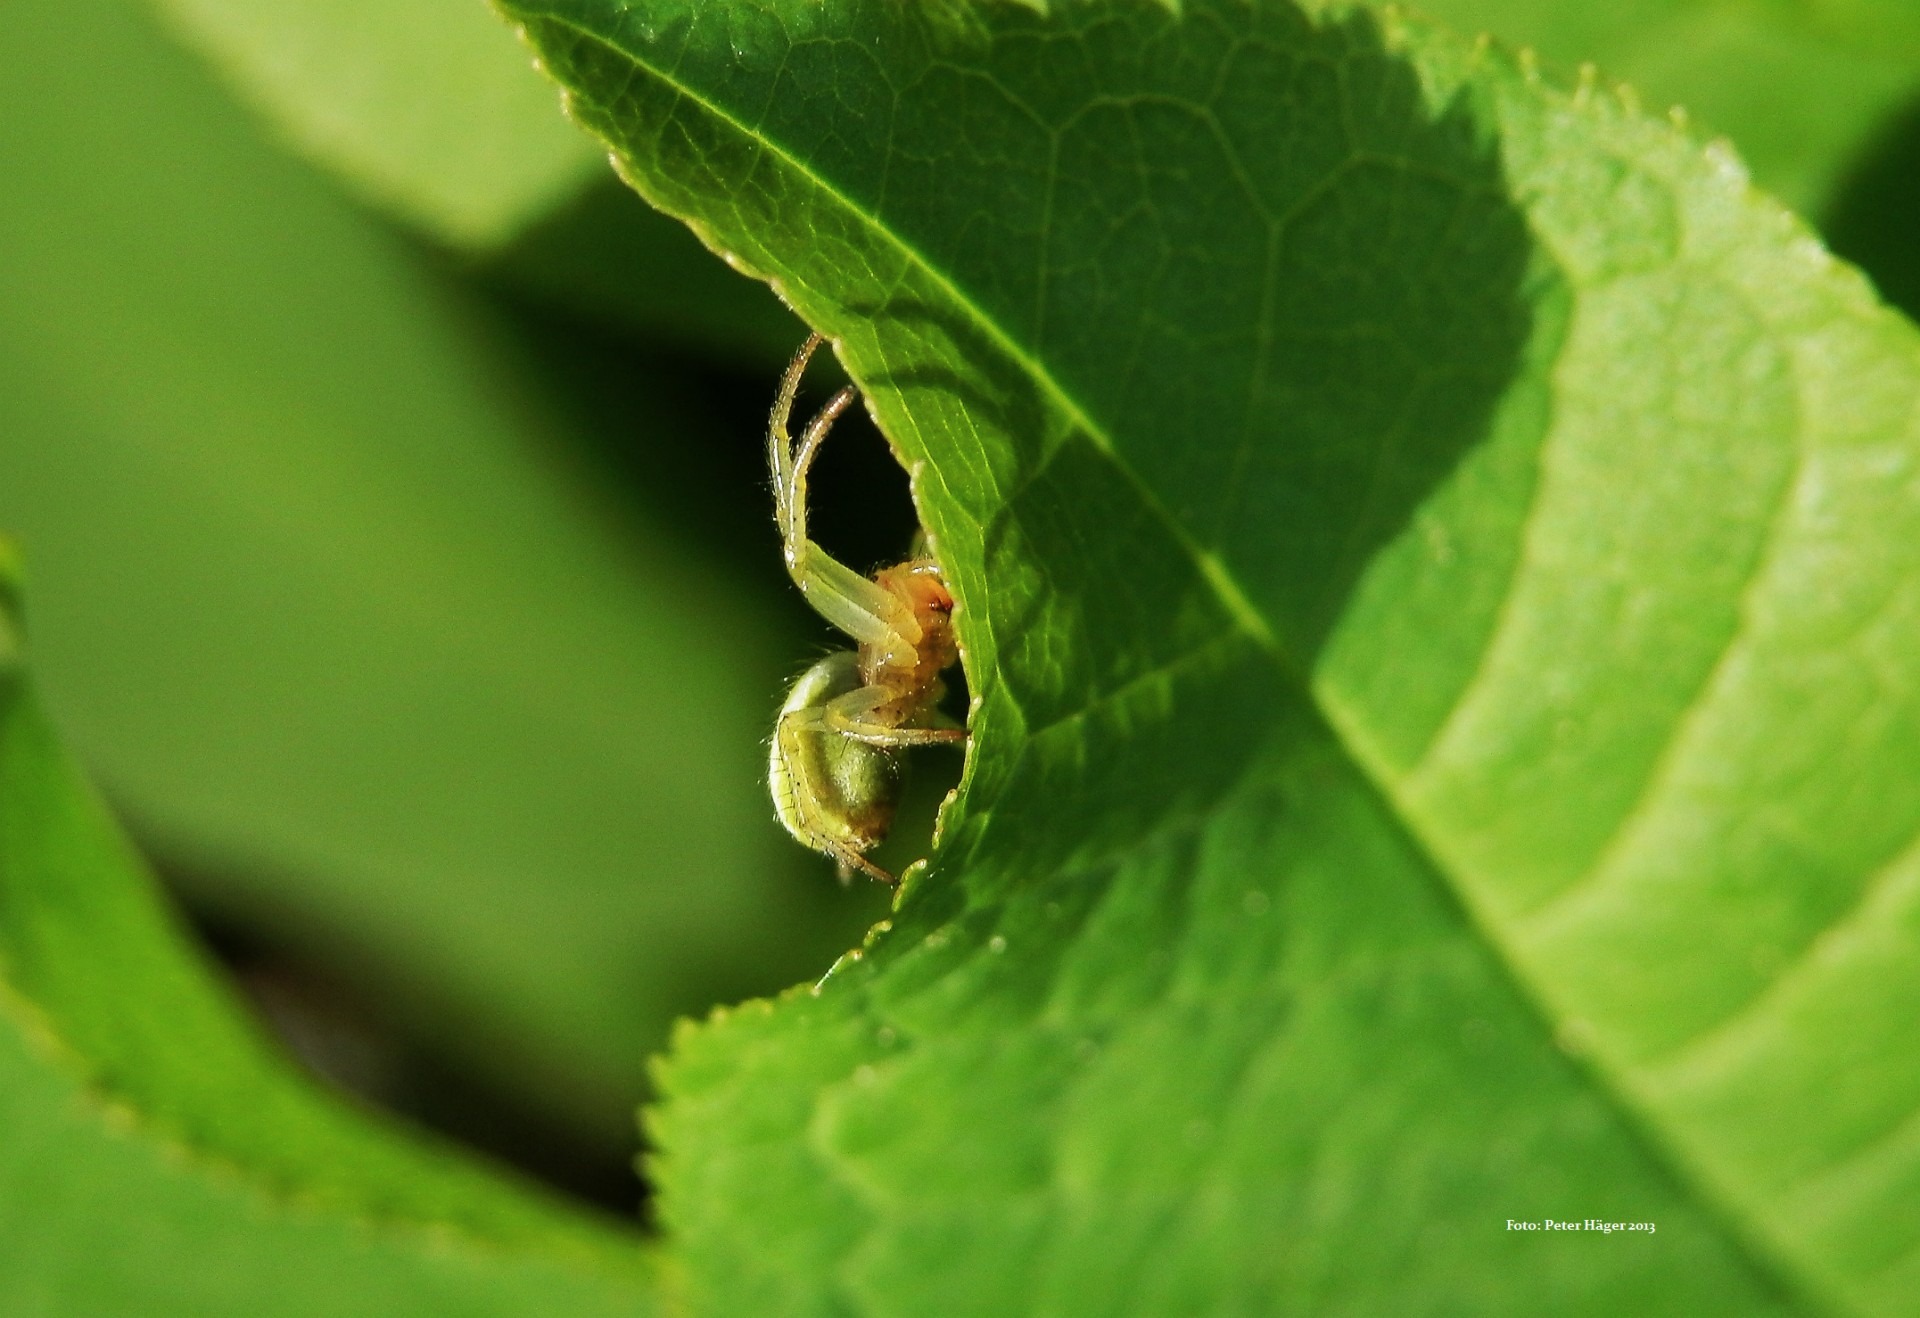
[0, 0, 1914, 1218]
[0, 0, 966, 1214]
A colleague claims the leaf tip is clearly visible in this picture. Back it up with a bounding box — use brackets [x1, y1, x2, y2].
[1699, 136, 1752, 191]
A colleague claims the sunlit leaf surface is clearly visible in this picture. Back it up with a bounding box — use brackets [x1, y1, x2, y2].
[150, 0, 600, 244]
[1408, 0, 1920, 216]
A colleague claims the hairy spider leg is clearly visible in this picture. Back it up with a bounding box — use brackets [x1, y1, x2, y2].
[823, 682, 967, 747]
[769, 334, 931, 663]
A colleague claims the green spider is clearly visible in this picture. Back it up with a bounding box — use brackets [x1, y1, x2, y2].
[766, 334, 966, 883]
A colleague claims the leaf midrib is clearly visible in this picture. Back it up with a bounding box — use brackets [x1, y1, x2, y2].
[526, 6, 1815, 1306]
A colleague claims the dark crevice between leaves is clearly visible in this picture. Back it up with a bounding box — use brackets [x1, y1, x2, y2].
[1823, 86, 1920, 324]
[472, 233, 972, 888]
[488, 169, 805, 369]
[186, 905, 648, 1221]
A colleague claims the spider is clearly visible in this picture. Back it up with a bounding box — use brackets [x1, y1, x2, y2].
[767, 333, 966, 884]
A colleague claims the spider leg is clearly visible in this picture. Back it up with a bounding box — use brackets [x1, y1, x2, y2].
[833, 848, 897, 885]
[767, 333, 821, 542]
[778, 381, 855, 567]
[766, 335, 924, 654]
[824, 685, 969, 747]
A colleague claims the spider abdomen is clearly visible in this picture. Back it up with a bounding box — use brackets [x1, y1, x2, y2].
[771, 652, 907, 865]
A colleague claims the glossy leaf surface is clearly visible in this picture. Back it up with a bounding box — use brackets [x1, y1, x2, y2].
[499, 0, 1920, 1312]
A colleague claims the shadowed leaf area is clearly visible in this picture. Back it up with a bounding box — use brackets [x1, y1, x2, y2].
[1825, 91, 1920, 322]
[501, 0, 1920, 1312]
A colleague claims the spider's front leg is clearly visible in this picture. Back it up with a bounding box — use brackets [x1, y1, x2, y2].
[768, 334, 927, 661]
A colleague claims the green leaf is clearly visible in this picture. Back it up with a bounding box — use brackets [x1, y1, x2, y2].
[148, 0, 602, 245]
[505, 0, 1920, 1310]
[0, 0, 881, 1149]
[1401, 0, 1920, 218]
[0, 562, 662, 1313]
